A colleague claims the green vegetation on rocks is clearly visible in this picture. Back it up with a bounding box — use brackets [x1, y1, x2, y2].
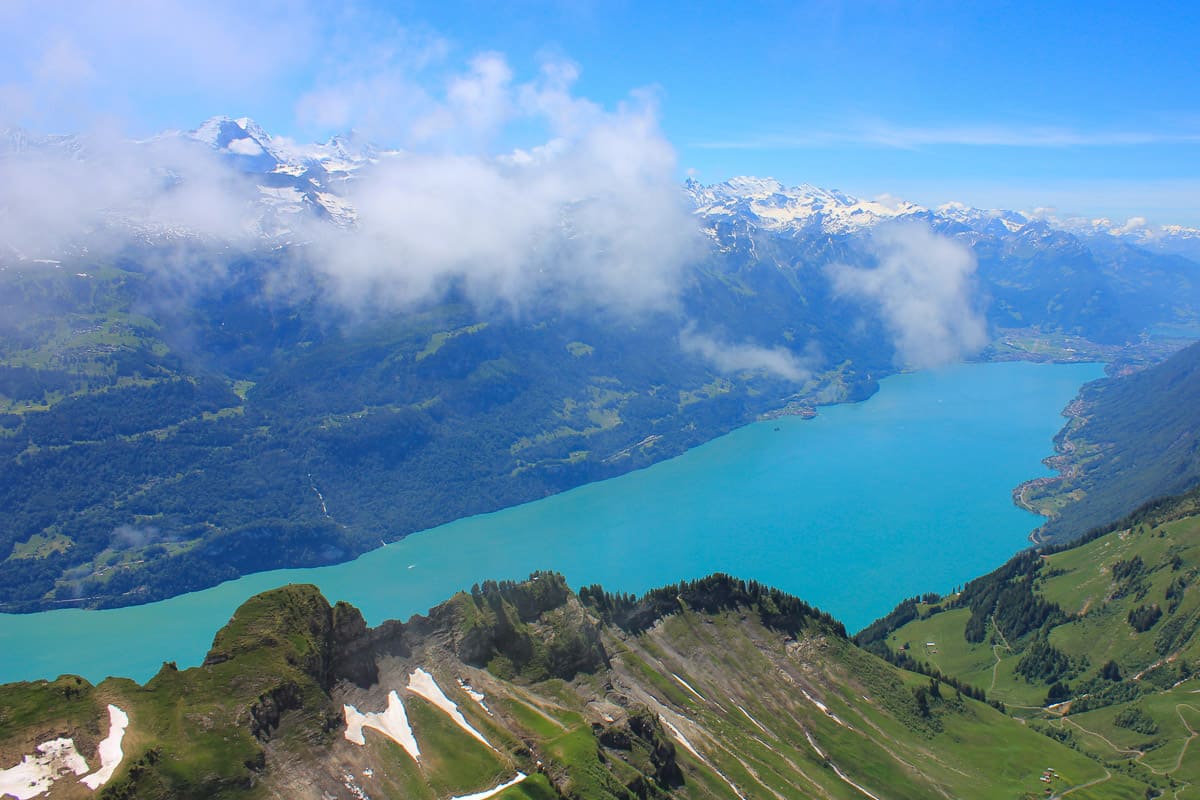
[1, 570, 1155, 799]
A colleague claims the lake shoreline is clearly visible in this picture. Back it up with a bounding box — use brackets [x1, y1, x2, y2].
[0, 360, 1104, 685]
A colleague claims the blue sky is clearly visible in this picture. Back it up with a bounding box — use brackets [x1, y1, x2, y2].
[3, 1, 1198, 224]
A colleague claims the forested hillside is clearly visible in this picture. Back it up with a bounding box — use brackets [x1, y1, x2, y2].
[1024, 340, 1200, 543]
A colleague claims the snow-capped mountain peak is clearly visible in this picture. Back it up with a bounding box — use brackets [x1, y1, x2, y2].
[689, 176, 928, 234]
[7, 118, 1200, 260]
[686, 176, 1200, 259]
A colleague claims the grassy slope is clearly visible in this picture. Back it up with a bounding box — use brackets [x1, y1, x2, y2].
[879, 496, 1200, 796]
[614, 609, 1143, 800]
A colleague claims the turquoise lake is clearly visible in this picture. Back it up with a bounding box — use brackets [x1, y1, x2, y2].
[0, 361, 1104, 685]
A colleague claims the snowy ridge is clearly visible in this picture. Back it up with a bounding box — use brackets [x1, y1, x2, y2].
[186, 116, 379, 177]
[687, 176, 1200, 252]
[7, 115, 1200, 256]
[687, 176, 927, 234]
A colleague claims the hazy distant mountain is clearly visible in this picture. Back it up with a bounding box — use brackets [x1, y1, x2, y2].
[6, 117, 1200, 256]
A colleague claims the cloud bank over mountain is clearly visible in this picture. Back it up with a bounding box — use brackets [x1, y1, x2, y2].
[827, 223, 988, 368]
[0, 132, 264, 258]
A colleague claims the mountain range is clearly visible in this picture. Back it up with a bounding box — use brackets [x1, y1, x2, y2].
[0, 569, 1164, 799]
[1, 118, 1200, 613]
[5, 116, 1200, 256]
[4, 118, 1200, 799]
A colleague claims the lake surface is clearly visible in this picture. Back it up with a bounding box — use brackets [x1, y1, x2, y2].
[0, 361, 1104, 685]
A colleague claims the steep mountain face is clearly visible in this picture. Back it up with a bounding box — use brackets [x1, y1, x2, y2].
[859, 486, 1200, 797]
[2, 118, 1198, 613]
[1019, 339, 1200, 543]
[178, 116, 373, 228]
[0, 573, 1151, 799]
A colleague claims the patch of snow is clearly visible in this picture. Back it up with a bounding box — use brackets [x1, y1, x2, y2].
[457, 678, 491, 715]
[0, 738, 89, 799]
[257, 186, 305, 204]
[314, 191, 358, 225]
[658, 717, 702, 760]
[406, 669, 495, 750]
[343, 691, 420, 762]
[341, 769, 369, 800]
[800, 688, 846, 727]
[189, 116, 230, 147]
[735, 704, 768, 735]
[671, 673, 706, 702]
[450, 772, 528, 800]
[659, 716, 745, 799]
[79, 705, 128, 790]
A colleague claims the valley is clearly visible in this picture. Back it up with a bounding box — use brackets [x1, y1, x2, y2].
[0, 360, 1098, 686]
[2, 150, 1198, 614]
[4, 7, 1200, 798]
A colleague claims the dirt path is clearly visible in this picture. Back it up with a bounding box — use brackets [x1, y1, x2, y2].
[991, 616, 1015, 653]
[1165, 703, 1198, 773]
[1061, 718, 1140, 757]
[1057, 703, 1199, 796]
[989, 645, 1005, 693]
[1050, 767, 1112, 799]
[988, 616, 1015, 693]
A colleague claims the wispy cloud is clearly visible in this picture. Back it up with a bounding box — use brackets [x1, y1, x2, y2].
[0, 1, 318, 131]
[695, 123, 1200, 151]
[680, 324, 816, 381]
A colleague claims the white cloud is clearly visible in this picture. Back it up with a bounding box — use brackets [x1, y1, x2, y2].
[0, 131, 261, 258]
[680, 324, 815, 381]
[0, 8, 704, 316]
[0, 50, 701, 320]
[827, 223, 987, 368]
[694, 122, 1200, 151]
[295, 53, 702, 315]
